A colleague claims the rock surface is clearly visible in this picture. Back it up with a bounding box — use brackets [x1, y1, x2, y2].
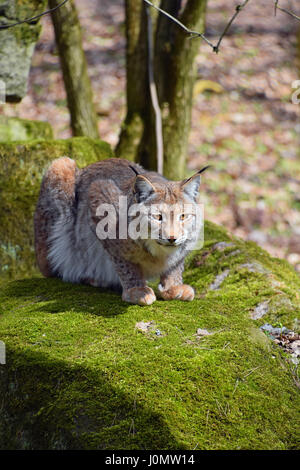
[0, 1, 47, 102]
[0, 221, 299, 450]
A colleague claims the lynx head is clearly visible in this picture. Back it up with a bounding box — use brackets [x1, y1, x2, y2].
[130, 166, 209, 253]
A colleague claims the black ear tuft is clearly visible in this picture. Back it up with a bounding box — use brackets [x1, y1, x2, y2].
[181, 165, 211, 200]
[129, 165, 140, 176]
[182, 175, 201, 200]
[197, 165, 211, 176]
[133, 175, 156, 203]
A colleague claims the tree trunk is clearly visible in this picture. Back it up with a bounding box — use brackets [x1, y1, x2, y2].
[115, 0, 149, 162]
[116, 0, 207, 179]
[49, 0, 99, 139]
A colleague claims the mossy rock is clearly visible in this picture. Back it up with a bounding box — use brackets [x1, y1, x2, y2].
[0, 137, 113, 281]
[0, 221, 299, 450]
[0, 1, 48, 102]
[0, 116, 54, 142]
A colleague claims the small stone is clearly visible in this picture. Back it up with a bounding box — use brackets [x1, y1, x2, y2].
[251, 301, 269, 320]
[290, 340, 300, 354]
[239, 262, 268, 274]
[209, 269, 230, 290]
[135, 321, 155, 332]
[291, 355, 299, 365]
[196, 328, 212, 336]
[260, 323, 289, 336]
[227, 249, 241, 257]
[212, 242, 234, 251]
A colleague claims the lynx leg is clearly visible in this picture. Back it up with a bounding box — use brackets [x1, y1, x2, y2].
[88, 180, 157, 306]
[158, 263, 195, 301]
[116, 258, 156, 306]
[34, 157, 77, 277]
[108, 252, 156, 306]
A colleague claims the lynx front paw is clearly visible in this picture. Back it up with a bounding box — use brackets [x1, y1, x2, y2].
[158, 284, 195, 301]
[122, 286, 156, 306]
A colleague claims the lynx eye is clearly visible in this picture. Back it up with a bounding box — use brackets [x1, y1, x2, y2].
[152, 213, 162, 221]
[179, 213, 191, 221]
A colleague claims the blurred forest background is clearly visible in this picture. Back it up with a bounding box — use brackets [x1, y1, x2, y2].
[1, 0, 300, 272]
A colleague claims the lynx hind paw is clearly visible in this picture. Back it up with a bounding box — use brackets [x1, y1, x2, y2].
[158, 284, 195, 301]
[122, 286, 156, 306]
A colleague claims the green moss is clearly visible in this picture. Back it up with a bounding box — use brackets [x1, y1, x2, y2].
[11, 21, 41, 47]
[0, 137, 113, 280]
[115, 113, 144, 162]
[0, 221, 299, 450]
[0, 117, 54, 142]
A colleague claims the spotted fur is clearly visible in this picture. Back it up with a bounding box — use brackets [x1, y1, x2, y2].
[34, 157, 205, 305]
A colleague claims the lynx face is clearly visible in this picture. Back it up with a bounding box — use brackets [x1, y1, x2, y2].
[146, 202, 198, 246]
[131, 172, 204, 251]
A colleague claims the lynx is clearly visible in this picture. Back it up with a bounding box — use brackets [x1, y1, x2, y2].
[34, 157, 208, 306]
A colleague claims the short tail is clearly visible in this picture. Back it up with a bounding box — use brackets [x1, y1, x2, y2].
[34, 157, 78, 277]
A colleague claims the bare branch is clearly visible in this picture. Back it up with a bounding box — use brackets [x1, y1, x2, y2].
[0, 0, 69, 30]
[214, 0, 250, 53]
[143, 0, 215, 49]
[275, 4, 300, 22]
[143, 0, 251, 53]
[144, 0, 300, 54]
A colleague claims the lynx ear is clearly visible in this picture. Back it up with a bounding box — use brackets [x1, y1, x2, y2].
[181, 166, 210, 200]
[133, 175, 156, 203]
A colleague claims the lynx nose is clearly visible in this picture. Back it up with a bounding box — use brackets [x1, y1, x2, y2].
[168, 237, 176, 244]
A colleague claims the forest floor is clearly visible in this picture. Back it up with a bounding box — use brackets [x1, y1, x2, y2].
[1, 0, 300, 272]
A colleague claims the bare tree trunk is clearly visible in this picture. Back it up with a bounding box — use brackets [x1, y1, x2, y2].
[116, 0, 207, 179]
[49, 0, 99, 139]
[115, 0, 149, 162]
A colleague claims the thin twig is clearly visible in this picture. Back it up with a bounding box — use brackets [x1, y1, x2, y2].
[143, 0, 215, 49]
[232, 379, 240, 396]
[143, 0, 250, 53]
[214, 0, 250, 53]
[243, 366, 261, 379]
[145, 4, 163, 175]
[144, 0, 300, 55]
[276, 4, 300, 22]
[0, 0, 69, 30]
